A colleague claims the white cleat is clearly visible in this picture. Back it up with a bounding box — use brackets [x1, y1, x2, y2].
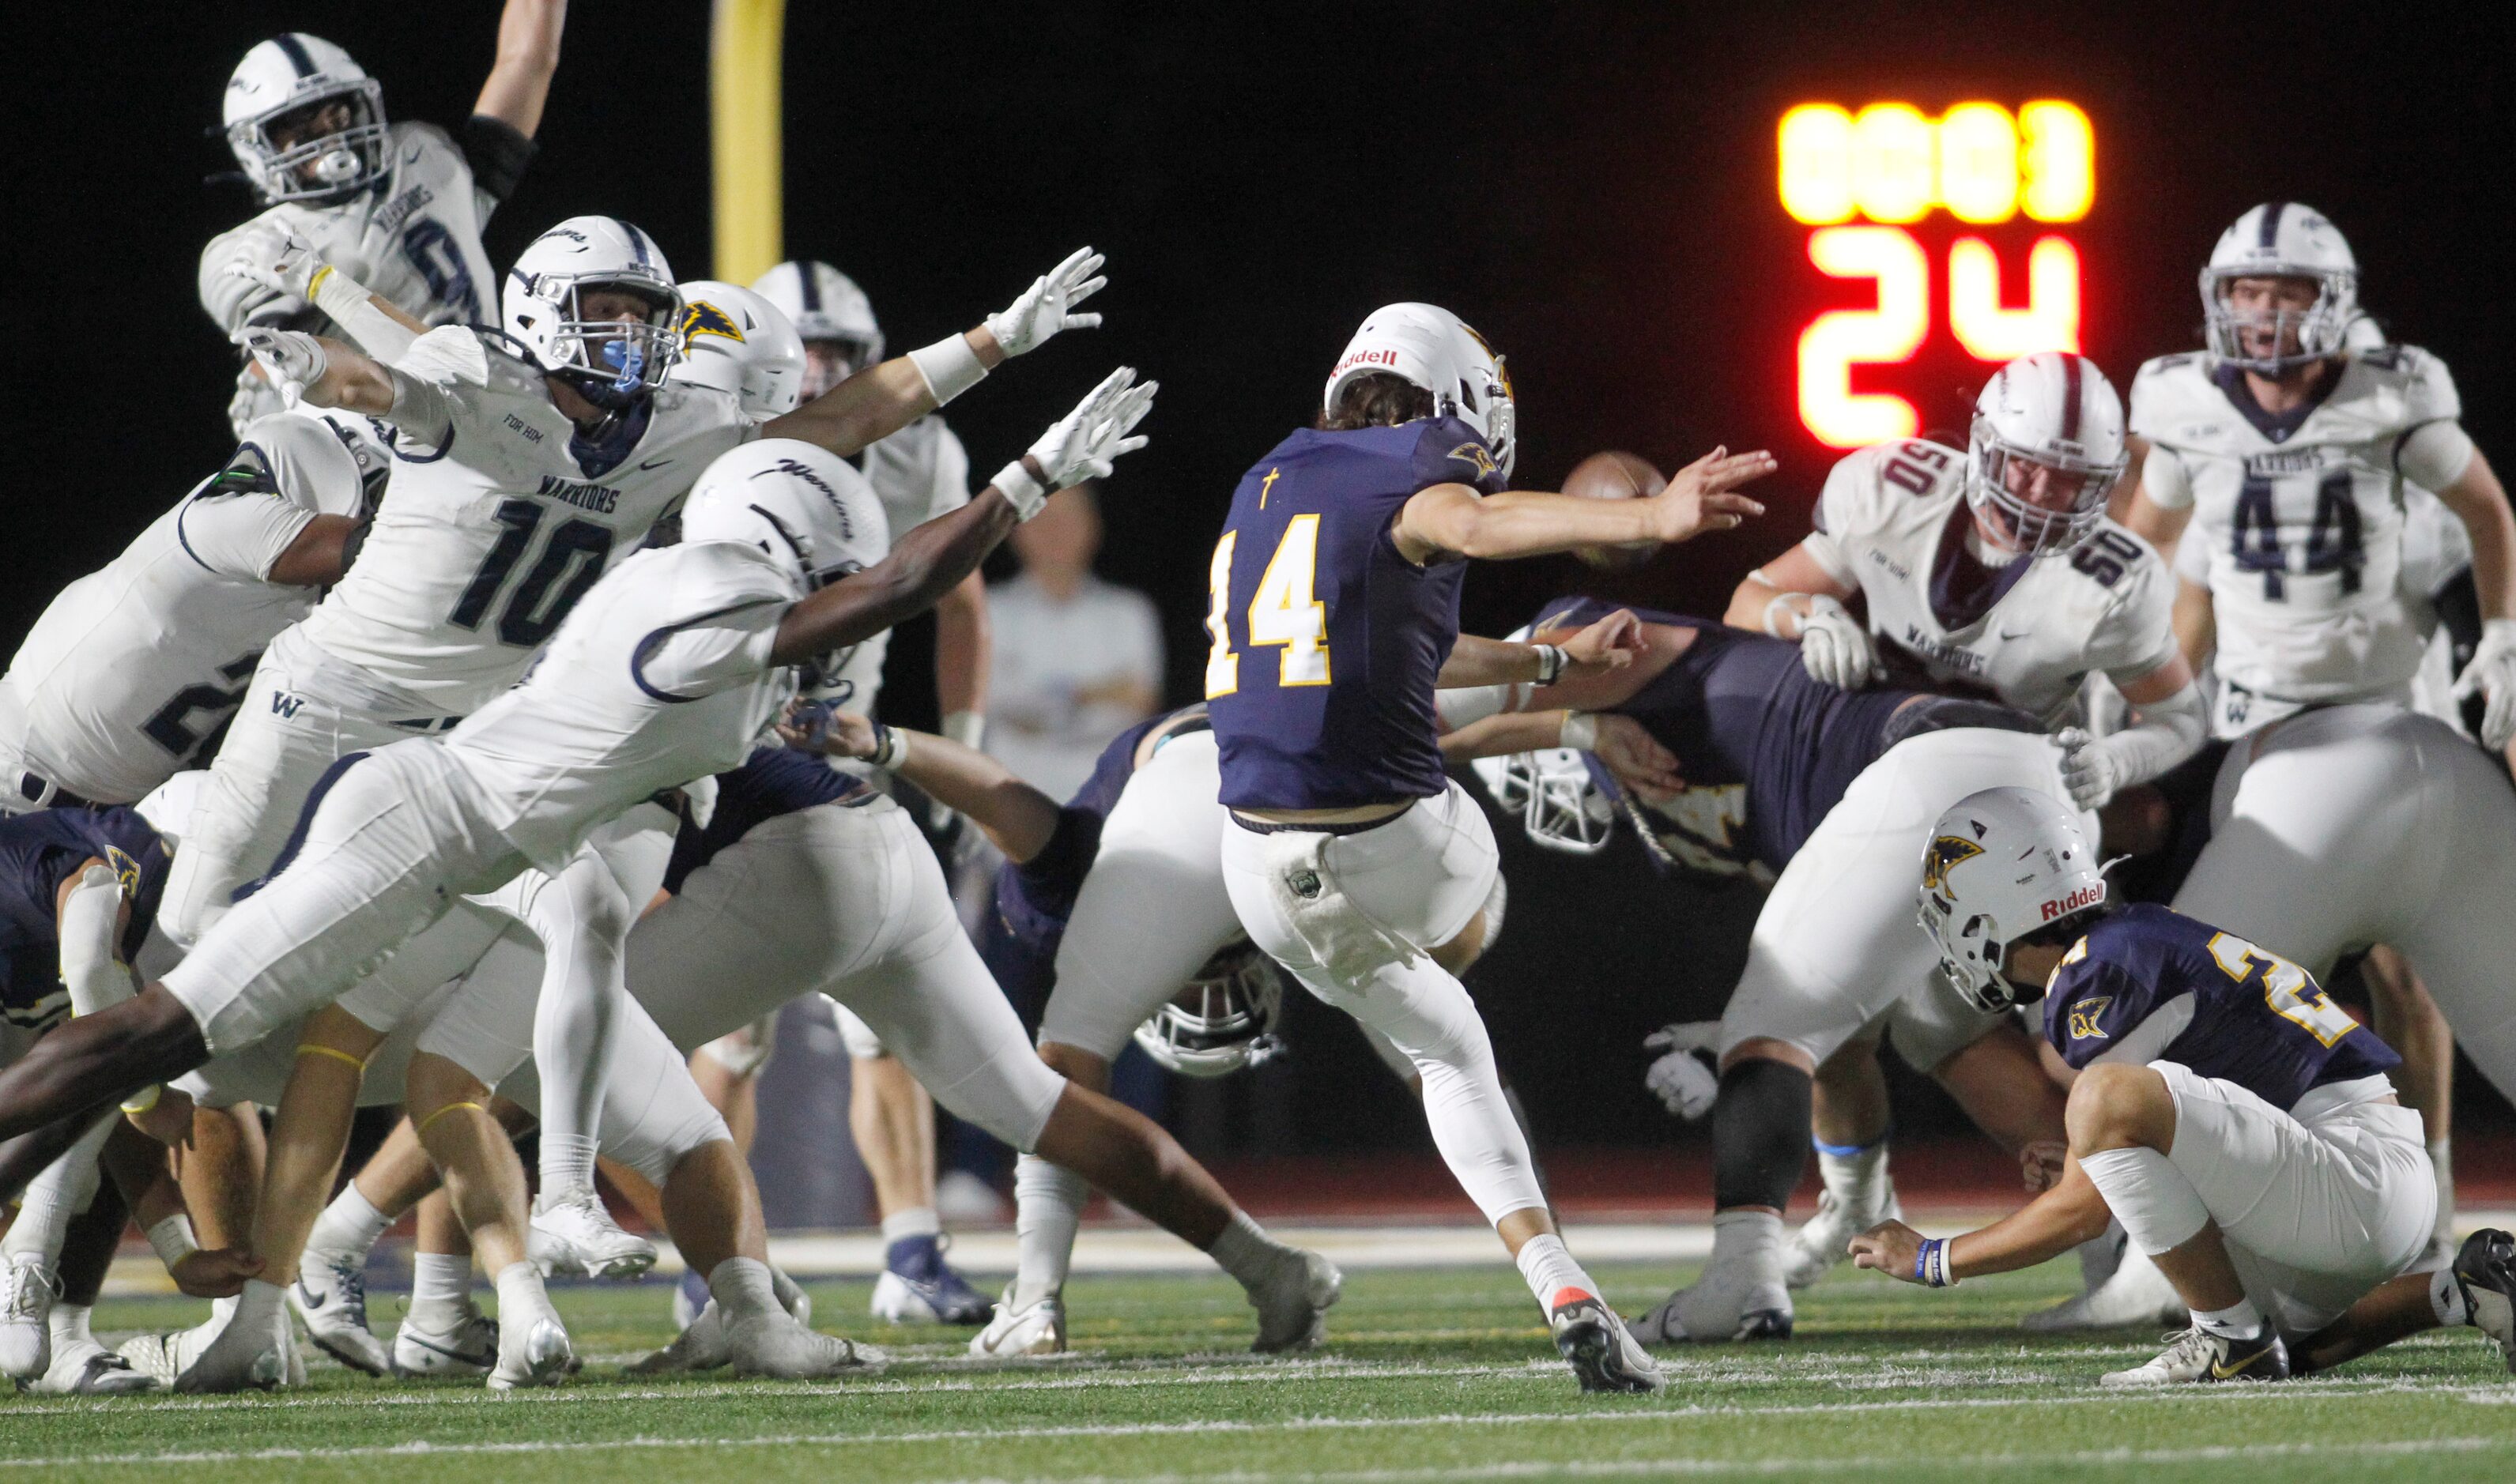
[529, 1188, 657, 1280]
[968, 1286, 1069, 1358]
[1782, 1187, 1903, 1290]
[0, 1255, 60, 1380]
[171, 1306, 291, 1393]
[487, 1315, 572, 1391]
[1550, 1292, 1665, 1393]
[728, 1311, 885, 1379]
[2100, 1324, 2288, 1387]
[393, 1309, 500, 1377]
[115, 1310, 224, 1388]
[1631, 1263, 1793, 1344]
[33, 1338, 158, 1395]
[290, 1252, 394, 1376]
[2022, 1244, 2188, 1332]
[1249, 1249, 1343, 1354]
[630, 1300, 731, 1374]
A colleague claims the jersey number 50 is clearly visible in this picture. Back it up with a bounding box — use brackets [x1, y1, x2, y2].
[1205, 517, 1332, 698]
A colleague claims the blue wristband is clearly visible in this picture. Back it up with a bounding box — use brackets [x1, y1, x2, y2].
[1913, 1237, 1934, 1285]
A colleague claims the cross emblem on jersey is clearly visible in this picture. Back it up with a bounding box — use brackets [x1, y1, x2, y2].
[1259, 468, 1281, 509]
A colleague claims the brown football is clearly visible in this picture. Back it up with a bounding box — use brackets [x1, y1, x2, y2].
[1563, 450, 1665, 569]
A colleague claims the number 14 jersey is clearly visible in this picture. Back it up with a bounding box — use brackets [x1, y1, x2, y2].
[297, 325, 753, 714]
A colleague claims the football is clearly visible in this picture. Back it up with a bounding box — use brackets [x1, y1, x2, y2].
[1563, 449, 1665, 569]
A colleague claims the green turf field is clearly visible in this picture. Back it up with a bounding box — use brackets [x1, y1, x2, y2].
[6, 1256, 2512, 1482]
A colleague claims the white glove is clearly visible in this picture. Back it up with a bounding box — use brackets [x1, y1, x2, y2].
[1797, 595, 1879, 689]
[991, 366, 1156, 518]
[2453, 617, 2516, 751]
[232, 326, 329, 409]
[1642, 1021, 1722, 1121]
[2053, 726, 2123, 811]
[225, 220, 326, 302]
[985, 247, 1107, 358]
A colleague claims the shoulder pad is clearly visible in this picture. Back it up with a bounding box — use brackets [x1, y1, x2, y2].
[390, 119, 459, 159]
[400, 325, 496, 387]
[2359, 342, 2461, 423]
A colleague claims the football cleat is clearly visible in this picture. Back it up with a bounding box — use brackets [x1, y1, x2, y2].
[116, 1311, 225, 1388]
[728, 1311, 885, 1379]
[2451, 1227, 2516, 1372]
[32, 1338, 158, 1395]
[870, 1235, 992, 1325]
[393, 1309, 500, 1377]
[2100, 1324, 2289, 1387]
[1630, 1262, 1793, 1343]
[2022, 1245, 2188, 1332]
[1249, 1249, 1343, 1354]
[1549, 1291, 1665, 1393]
[290, 1252, 394, 1376]
[0, 1255, 60, 1380]
[1782, 1187, 1903, 1290]
[529, 1188, 657, 1280]
[487, 1316, 572, 1391]
[968, 1286, 1068, 1358]
[630, 1300, 731, 1374]
[171, 1305, 292, 1393]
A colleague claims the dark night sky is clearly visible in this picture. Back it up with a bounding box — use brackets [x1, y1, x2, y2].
[10, 2, 2513, 1146]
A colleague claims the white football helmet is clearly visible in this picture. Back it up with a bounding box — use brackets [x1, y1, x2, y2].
[223, 34, 388, 204]
[1916, 786, 2110, 1013]
[225, 412, 369, 519]
[503, 217, 683, 408]
[2200, 202, 2359, 375]
[751, 261, 884, 360]
[1472, 748, 1614, 854]
[1131, 942, 1286, 1079]
[682, 439, 890, 688]
[1323, 303, 1517, 480]
[670, 281, 806, 419]
[1965, 351, 2127, 556]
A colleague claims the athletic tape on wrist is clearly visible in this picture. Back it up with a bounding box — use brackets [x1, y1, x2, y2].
[1760, 589, 1801, 639]
[1560, 712, 1600, 752]
[907, 333, 988, 406]
[991, 459, 1048, 520]
[148, 1214, 200, 1270]
[1534, 644, 1568, 686]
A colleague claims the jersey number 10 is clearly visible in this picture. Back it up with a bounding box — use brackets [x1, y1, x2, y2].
[1205, 517, 1333, 698]
[450, 499, 617, 648]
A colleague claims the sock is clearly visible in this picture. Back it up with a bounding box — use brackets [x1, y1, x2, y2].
[1513, 1233, 1597, 1310]
[1207, 1210, 1296, 1294]
[2077, 1147, 2211, 1256]
[1711, 1208, 1787, 1287]
[409, 1252, 474, 1328]
[232, 1278, 285, 1331]
[540, 1134, 601, 1199]
[2431, 1139, 2455, 1245]
[48, 1301, 94, 1350]
[2077, 1220, 2129, 1290]
[771, 1264, 806, 1318]
[1711, 1060, 1813, 1212]
[1012, 1154, 1088, 1309]
[880, 1207, 941, 1245]
[2431, 1266, 2472, 1328]
[492, 1261, 556, 1330]
[306, 1184, 394, 1266]
[1813, 1134, 1891, 1214]
[709, 1256, 779, 1324]
[2193, 1296, 2265, 1339]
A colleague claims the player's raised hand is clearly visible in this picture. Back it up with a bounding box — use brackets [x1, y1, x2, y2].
[1641, 1021, 1721, 1120]
[777, 700, 878, 757]
[1581, 711, 1683, 802]
[225, 220, 327, 302]
[1847, 1219, 1929, 1284]
[1001, 367, 1155, 518]
[986, 247, 1107, 358]
[2451, 617, 2516, 751]
[1648, 446, 1775, 544]
[1557, 608, 1647, 679]
[232, 326, 329, 409]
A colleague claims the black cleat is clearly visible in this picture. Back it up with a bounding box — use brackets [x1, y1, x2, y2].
[1548, 1292, 1665, 1394]
[2452, 1228, 2516, 1373]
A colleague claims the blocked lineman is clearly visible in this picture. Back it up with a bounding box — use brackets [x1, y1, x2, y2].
[1852, 785, 2516, 1386]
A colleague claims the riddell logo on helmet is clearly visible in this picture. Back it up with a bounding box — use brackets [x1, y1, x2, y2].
[2041, 885, 2102, 921]
[1334, 348, 1401, 375]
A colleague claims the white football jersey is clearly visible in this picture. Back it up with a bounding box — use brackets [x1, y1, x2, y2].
[296, 326, 753, 714]
[2132, 345, 2471, 709]
[1801, 439, 2178, 727]
[441, 541, 798, 871]
[0, 452, 359, 802]
[818, 415, 971, 714]
[203, 122, 504, 435]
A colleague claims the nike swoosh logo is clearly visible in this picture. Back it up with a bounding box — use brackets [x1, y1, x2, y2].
[404, 146, 422, 164]
[637, 458, 673, 471]
[1996, 629, 2032, 641]
[294, 1282, 326, 1309]
[2210, 1349, 2272, 1378]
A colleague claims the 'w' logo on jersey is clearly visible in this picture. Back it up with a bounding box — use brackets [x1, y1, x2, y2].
[2066, 996, 2112, 1041]
[681, 299, 745, 346]
[1919, 834, 1984, 891]
[271, 694, 305, 719]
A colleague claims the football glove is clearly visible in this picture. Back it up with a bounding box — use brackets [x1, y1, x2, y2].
[1643, 1021, 1722, 1121]
[2453, 617, 2516, 751]
[992, 366, 1156, 518]
[1797, 595, 1880, 690]
[232, 326, 328, 409]
[224, 220, 326, 302]
[986, 247, 1107, 358]
[2053, 726, 2126, 811]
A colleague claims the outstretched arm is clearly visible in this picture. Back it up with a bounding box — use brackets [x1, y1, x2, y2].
[473, 0, 568, 137]
[784, 711, 1062, 864]
[1394, 448, 1773, 566]
[1850, 1157, 2113, 1284]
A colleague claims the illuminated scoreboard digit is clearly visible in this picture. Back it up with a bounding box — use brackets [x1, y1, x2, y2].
[1779, 100, 2095, 447]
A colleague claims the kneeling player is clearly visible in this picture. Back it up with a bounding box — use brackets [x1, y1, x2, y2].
[1850, 786, 2515, 1383]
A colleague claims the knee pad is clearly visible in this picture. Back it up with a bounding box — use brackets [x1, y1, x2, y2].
[1711, 1058, 1814, 1211]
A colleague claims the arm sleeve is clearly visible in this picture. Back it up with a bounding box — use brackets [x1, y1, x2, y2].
[379, 326, 492, 446]
[173, 493, 320, 582]
[2397, 420, 2478, 492]
[458, 115, 538, 208]
[629, 601, 790, 700]
[57, 865, 129, 1016]
[198, 221, 292, 333]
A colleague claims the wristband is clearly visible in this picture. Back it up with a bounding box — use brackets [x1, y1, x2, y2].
[941, 710, 986, 751]
[907, 333, 988, 407]
[990, 459, 1049, 521]
[149, 1214, 200, 1271]
[1914, 1235, 1959, 1287]
[1560, 711, 1600, 751]
[1760, 589, 1803, 639]
[1533, 644, 1568, 686]
[309, 264, 421, 363]
[867, 721, 911, 770]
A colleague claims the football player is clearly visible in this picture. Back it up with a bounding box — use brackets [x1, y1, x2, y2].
[1673, 352, 2196, 1340]
[202, 3, 568, 435]
[1201, 302, 1773, 1392]
[1854, 787, 2516, 1385]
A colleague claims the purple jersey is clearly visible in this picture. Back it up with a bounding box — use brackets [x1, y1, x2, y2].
[993, 705, 1209, 959]
[1208, 418, 1505, 810]
[2045, 903, 2399, 1110]
[0, 806, 169, 1030]
[663, 746, 872, 894]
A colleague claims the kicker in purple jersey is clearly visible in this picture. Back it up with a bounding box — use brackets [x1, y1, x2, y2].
[1207, 418, 1505, 811]
[663, 745, 871, 894]
[2044, 903, 2399, 1109]
[1537, 597, 2030, 876]
[0, 806, 171, 1028]
[992, 705, 1209, 961]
